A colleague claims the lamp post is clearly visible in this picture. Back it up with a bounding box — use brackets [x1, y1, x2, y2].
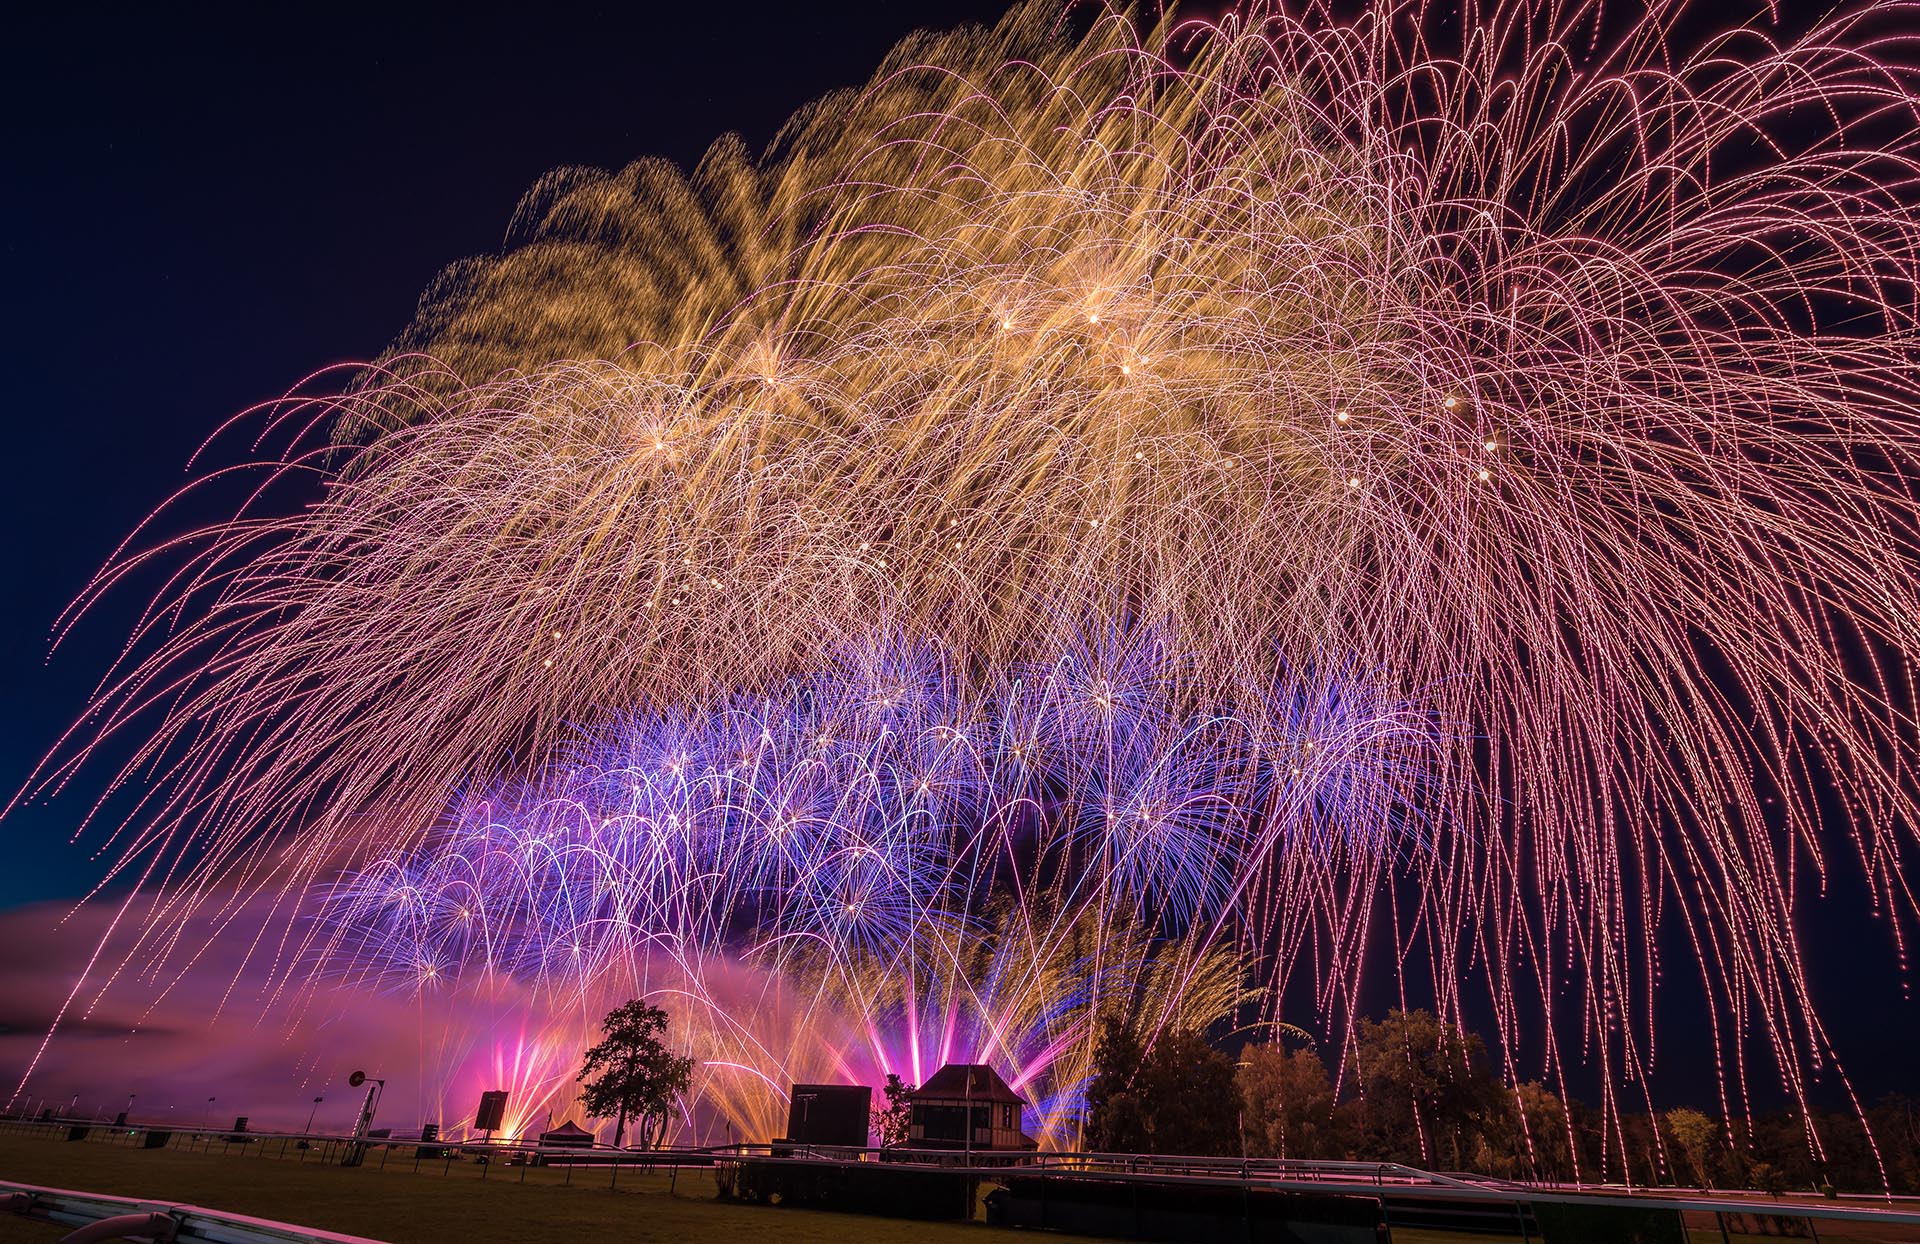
[199, 1097, 215, 1132]
[342, 1072, 384, 1167]
[304, 1096, 324, 1135]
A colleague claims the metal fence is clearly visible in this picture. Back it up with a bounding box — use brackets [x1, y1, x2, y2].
[8, 1114, 1920, 1240]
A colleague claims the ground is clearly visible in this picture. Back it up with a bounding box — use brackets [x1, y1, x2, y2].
[3, 1129, 1914, 1244]
[0, 1130, 1104, 1244]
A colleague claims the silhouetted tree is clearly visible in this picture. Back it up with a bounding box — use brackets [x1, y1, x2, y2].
[1352, 1009, 1499, 1170]
[1135, 1027, 1239, 1156]
[577, 999, 694, 1148]
[1086, 1003, 1912, 1196]
[1814, 1108, 1883, 1194]
[871, 1073, 913, 1147]
[1869, 1094, 1920, 1193]
[1085, 1017, 1148, 1152]
[1085, 1018, 1238, 1155]
[1714, 1118, 1752, 1189]
[1620, 1110, 1666, 1186]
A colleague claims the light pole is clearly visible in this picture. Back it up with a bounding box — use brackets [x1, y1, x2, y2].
[342, 1072, 384, 1167]
[304, 1096, 324, 1134]
[200, 1096, 215, 1132]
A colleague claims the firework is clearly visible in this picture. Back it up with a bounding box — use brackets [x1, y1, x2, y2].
[323, 631, 1415, 1144]
[13, 0, 1920, 1173]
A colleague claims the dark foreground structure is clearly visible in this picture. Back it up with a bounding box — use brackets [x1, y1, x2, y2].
[731, 1156, 1512, 1241]
[780, 1084, 872, 1148]
[9, 1115, 1920, 1243]
[727, 1149, 1920, 1243]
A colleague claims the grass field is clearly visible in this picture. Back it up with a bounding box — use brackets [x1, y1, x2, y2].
[0, 1131, 1106, 1244]
[6, 1129, 1916, 1244]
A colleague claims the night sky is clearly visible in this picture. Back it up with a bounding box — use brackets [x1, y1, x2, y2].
[2, 0, 1014, 906]
[3, 0, 1913, 1105]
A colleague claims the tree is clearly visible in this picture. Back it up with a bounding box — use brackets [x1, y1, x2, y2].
[577, 999, 694, 1148]
[1618, 1110, 1666, 1187]
[1868, 1093, 1920, 1193]
[1663, 1107, 1717, 1188]
[1351, 1009, 1500, 1170]
[1478, 1082, 1574, 1182]
[1085, 1016, 1148, 1152]
[1135, 1028, 1240, 1156]
[1747, 1108, 1817, 1189]
[1240, 1042, 1338, 1159]
[871, 1073, 913, 1147]
[1085, 1018, 1238, 1155]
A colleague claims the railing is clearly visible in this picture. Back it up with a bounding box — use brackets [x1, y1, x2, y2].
[0, 1116, 726, 1187]
[8, 1114, 1920, 1238]
[3, 1178, 390, 1244]
[732, 1141, 1484, 1187]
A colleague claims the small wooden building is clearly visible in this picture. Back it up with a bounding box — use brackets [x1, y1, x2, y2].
[906, 1063, 1037, 1152]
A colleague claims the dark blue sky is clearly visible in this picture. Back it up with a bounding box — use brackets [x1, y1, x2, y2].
[2, 0, 1912, 1106]
[1, 0, 1016, 907]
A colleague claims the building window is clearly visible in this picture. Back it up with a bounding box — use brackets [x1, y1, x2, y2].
[1002, 1104, 1015, 1129]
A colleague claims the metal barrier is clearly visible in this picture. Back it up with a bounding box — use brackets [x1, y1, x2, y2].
[3, 1179, 390, 1244]
[7, 1114, 1920, 1239]
[723, 1147, 1920, 1238]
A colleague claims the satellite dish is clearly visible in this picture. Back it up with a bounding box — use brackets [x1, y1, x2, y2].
[348, 1071, 366, 1088]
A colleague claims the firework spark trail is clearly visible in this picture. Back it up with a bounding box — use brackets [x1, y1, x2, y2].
[11, 0, 1920, 1170]
[320, 630, 1323, 1144]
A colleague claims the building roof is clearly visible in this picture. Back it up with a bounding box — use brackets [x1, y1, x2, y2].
[909, 1063, 1027, 1105]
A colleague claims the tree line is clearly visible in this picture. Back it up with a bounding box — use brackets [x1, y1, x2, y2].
[567, 996, 1919, 1193]
[1085, 1008, 1920, 1195]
